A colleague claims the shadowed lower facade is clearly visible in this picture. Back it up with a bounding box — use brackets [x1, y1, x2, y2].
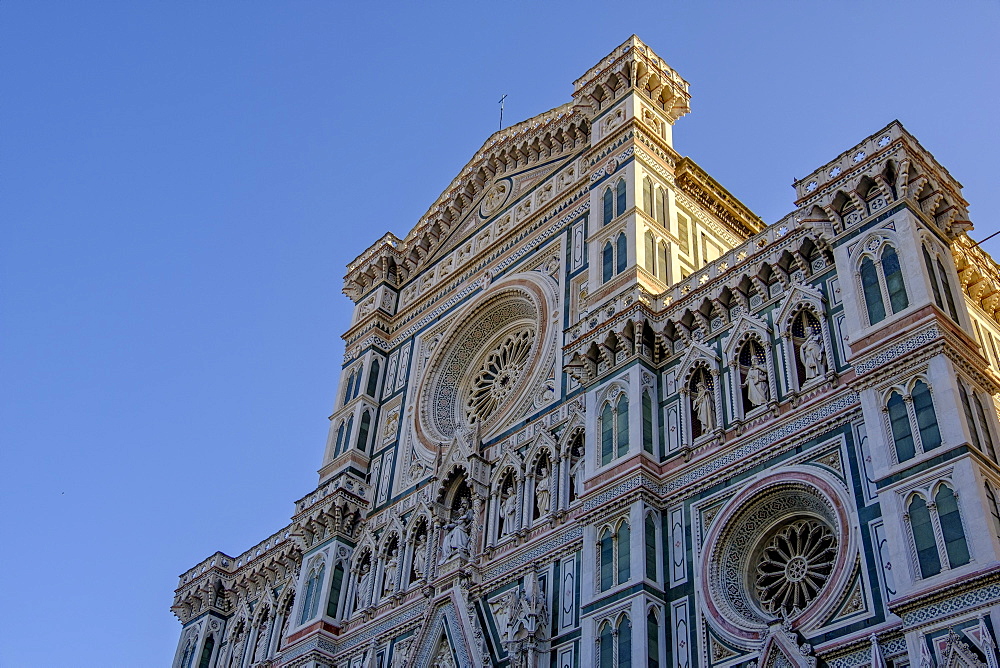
[172, 36, 1000, 668]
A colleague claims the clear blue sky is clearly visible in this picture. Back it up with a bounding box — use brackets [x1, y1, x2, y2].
[2, 2, 998, 665]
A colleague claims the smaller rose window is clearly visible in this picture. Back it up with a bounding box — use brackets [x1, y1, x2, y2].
[465, 329, 533, 425]
[754, 519, 836, 617]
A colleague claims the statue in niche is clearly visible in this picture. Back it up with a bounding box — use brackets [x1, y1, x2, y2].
[535, 465, 551, 516]
[569, 444, 585, 500]
[431, 642, 456, 668]
[743, 360, 769, 407]
[440, 498, 473, 562]
[411, 533, 427, 579]
[693, 381, 715, 430]
[500, 485, 517, 536]
[382, 549, 399, 596]
[355, 563, 372, 610]
[801, 332, 826, 380]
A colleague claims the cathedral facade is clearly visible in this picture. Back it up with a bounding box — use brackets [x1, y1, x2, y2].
[171, 36, 1000, 668]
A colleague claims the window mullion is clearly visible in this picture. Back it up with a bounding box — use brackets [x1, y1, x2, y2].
[927, 501, 951, 570]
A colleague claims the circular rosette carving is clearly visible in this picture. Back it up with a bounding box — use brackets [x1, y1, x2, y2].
[754, 519, 836, 617]
[699, 470, 856, 642]
[418, 276, 553, 444]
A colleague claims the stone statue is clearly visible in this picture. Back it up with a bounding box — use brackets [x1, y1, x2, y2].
[535, 467, 551, 515]
[355, 563, 372, 610]
[801, 332, 826, 380]
[743, 361, 769, 407]
[411, 534, 427, 579]
[500, 487, 517, 536]
[693, 381, 714, 430]
[440, 498, 473, 562]
[569, 451, 584, 499]
[382, 549, 398, 596]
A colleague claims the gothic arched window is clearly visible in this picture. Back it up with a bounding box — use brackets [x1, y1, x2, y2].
[909, 494, 940, 578]
[616, 233, 628, 274]
[616, 394, 629, 458]
[643, 177, 653, 217]
[642, 391, 654, 454]
[355, 410, 371, 451]
[326, 562, 345, 618]
[860, 243, 909, 326]
[299, 562, 325, 624]
[644, 231, 656, 276]
[647, 608, 661, 668]
[644, 513, 657, 581]
[936, 484, 970, 569]
[617, 615, 632, 668]
[597, 519, 631, 592]
[655, 187, 666, 227]
[959, 380, 997, 460]
[923, 245, 960, 322]
[599, 621, 614, 668]
[197, 635, 215, 668]
[616, 179, 627, 215]
[886, 379, 941, 463]
[365, 359, 380, 397]
[603, 187, 614, 226]
[602, 241, 614, 283]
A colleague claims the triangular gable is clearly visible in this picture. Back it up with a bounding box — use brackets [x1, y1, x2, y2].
[722, 313, 771, 360]
[773, 283, 826, 330]
[404, 589, 483, 668]
[757, 622, 816, 668]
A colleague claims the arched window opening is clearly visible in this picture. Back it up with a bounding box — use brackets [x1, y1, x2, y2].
[791, 310, 825, 386]
[617, 615, 632, 668]
[644, 514, 657, 581]
[936, 485, 970, 568]
[300, 563, 325, 624]
[616, 233, 628, 274]
[642, 391, 654, 454]
[343, 416, 354, 453]
[922, 247, 944, 311]
[643, 177, 653, 217]
[912, 381, 942, 452]
[601, 403, 614, 466]
[738, 339, 769, 414]
[616, 520, 631, 584]
[326, 562, 345, 618]
[959, 383, 983, 451]
[603, 242, 614, 282]
[936, 257, 959, 321]
[599, 528, 614, 591]
[644, 232, 656, 276]
[180, 641, 196, 668]
[689, 367, 715, 440]
[344, 370, 356, 405]
[335, 421, 346, 456]
[887, 391, 915, 463]
[882, 245, 909, 314]
[603, 187, 614, 225]
[973, 393, 998, 462]
[616, 179, 627, 215]
[355, 411, 371, 451]
[657, 241, 668, 282]
[197, 635, 215, 668]
[616, 394, 630, 458]
[655, 188, 666, 226]
[986, 482, 1000, 544]
[909, 495, 941, 578]
[646, 609, 660, 668]
[365, 359, 380, 397]
[861, 256, 886, 325]
[599, 621, 614, 668]
[677, 213, 690, 255]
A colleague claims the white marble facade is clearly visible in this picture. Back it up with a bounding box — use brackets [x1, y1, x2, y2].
[172, 36, 1000, 668]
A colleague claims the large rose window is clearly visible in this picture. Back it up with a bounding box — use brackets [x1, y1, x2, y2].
[418, 280, 551, 443]
[466, 329, 534, 426]
[754, 519, 836, 617]
[700, 474, 853, 638]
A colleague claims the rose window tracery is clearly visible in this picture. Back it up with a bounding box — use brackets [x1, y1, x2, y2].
[466, 329, 534, 425]
[754, 519, 836, 617]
